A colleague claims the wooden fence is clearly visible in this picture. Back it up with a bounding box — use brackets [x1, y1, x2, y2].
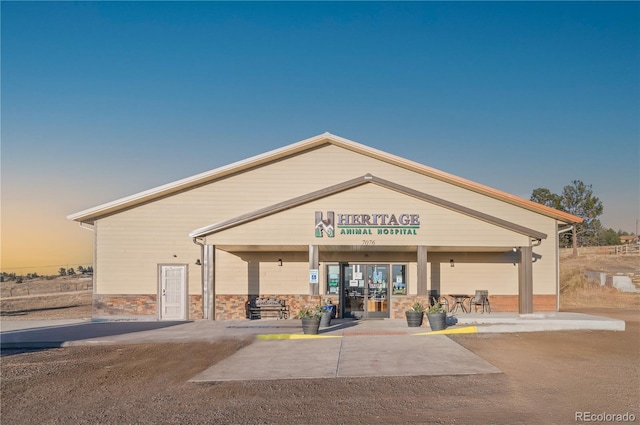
[1, 277, 93, 298]
[560, 244, 640, 258]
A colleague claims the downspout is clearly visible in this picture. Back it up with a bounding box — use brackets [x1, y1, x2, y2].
[192, 237, 207, 319]
[556, 225, 574, 312]
[558, 225, 574, 235]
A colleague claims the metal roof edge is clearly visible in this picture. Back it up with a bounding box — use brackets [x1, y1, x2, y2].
[323, 135, 582, 225]
[67, 133, 335, 222]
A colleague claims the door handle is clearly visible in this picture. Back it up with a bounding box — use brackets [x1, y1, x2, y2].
[162, 289, 166, 297]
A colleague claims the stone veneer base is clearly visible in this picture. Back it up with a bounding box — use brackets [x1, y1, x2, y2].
[92, 294, 556, 320]
[214, 294, 557, 320]
[93, 294, 202, 320]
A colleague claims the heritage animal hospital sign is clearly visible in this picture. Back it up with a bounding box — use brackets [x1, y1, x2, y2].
[315, 211, 420, 238]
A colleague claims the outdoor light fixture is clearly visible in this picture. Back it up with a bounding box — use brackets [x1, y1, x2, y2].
[278, 259, 283, 267]
[450, 259, 455, 267]
[195, 259, 202, 266]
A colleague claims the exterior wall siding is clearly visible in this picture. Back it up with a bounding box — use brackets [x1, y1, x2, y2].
[204, 184, 532, 248]
[89, 142, 563, 319]
[215, 254, 528, 300]
[215, 250, 311, 295]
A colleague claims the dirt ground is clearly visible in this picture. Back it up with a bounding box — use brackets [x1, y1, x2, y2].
[0, 303, 93, 321]
[1, 308, 638, 425]
[2, 256, 638, 424]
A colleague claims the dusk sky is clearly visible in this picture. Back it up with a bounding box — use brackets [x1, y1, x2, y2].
[2, 2, 639, 274]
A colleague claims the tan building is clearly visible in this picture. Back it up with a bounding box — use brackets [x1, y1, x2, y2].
[68, 133, 582, 321]
[620, 235, 639, 245]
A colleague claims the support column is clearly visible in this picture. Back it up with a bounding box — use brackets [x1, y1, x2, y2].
[309, 245, 319, 296]
[417, 246, 428, 296]
[518, 246, 533, 314]
[203, 245, 215, 320]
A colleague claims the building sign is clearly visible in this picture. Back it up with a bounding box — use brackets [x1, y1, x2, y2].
[315, 211, 420, 237]
[315, 211, 335, 238]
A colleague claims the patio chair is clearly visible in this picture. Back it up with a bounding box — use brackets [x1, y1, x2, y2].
[469, 290, 490, 313]
[438, 296, 451, 313]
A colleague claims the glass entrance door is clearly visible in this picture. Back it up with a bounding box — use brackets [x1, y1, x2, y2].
[341, 264, 389, 319]
[364, 264, 389, 319]
[342, 264, 365, 318]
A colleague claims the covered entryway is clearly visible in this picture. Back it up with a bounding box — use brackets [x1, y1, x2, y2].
[189, 173, 562, 319]
[158, 264, 188, 320]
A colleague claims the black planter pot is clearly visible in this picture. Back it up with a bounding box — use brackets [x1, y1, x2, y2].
[320, 311, 332, 327]
[426, 312, 447, 331]
[301, 318, 321, 334]
[405, 311, 424, 327]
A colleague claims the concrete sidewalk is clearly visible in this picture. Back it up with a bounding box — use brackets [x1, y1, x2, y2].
[0, 312, 626, 382]
[0, 311, 625, 349]
[455, 311, 626, 332]
[0, 318, 505, 381]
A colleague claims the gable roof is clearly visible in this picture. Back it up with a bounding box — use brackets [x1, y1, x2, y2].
[189, 174, 548, 241]
[68, 132, 582, 225]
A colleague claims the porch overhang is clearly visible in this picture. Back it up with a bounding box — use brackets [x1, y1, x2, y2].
[214, 244, 523, 254]
[189, 174, 548, 241]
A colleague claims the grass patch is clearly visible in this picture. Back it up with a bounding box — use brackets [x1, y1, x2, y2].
[559, 257, 640, 310]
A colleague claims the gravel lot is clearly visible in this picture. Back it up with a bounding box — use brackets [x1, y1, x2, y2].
[1, 308, 637, 424]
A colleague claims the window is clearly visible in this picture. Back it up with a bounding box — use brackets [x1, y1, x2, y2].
[325, 263, 407, 296]
[326, 264, 340, 295]
[391, 264, 407, 295]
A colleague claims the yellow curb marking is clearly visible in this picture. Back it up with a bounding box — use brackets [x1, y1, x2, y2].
[413, 326, 478, 335]
[256, 334, 343, 340]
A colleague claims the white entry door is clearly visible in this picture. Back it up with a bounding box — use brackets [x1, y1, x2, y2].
[159, 265, 187, 320]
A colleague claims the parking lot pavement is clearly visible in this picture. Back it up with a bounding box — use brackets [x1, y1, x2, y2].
[0, 321, 189, 348]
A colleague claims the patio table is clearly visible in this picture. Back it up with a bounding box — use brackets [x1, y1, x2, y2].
[449, 294, 471, 314]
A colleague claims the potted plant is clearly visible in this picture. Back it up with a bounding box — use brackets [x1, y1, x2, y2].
[298, 305, 324, 334]
[425, 297, 447, 331]
[405, 302, 425, 327]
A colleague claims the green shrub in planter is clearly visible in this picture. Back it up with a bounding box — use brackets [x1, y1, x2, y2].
[405, 302, 425, 327]
[425, 298, 446, 331]
[298, 305, 324, 334]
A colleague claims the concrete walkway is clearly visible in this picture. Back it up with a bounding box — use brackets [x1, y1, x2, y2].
[190, 332, 501, 382]
[0, 313, 625, 382]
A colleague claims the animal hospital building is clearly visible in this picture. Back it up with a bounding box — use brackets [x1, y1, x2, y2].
[68, 133, 582, 321]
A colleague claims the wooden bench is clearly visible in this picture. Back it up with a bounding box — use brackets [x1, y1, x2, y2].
[247, 297, 289, 320]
